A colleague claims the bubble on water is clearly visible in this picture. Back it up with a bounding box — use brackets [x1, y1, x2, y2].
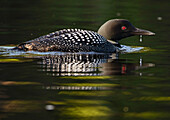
[123, 107, 129, 112]
[140, 35, 143, 42]
[157, 17, 162, 21]
[116, 12, 121, 16]
[45, 105, 55, 111]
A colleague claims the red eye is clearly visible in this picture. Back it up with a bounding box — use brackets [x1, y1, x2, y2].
[121, 26, 127, 30]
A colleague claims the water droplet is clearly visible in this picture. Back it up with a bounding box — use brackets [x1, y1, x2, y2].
[140, 57, 142, 66]
[140, 35, 143, 42]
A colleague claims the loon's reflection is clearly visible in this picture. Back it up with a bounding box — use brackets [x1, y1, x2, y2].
[38, 53, 111, 76]
[38, 53, 154, 76]
[101, 58, 155, 76]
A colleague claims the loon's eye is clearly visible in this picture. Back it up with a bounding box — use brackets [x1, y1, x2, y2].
[121, 26, 127, 30]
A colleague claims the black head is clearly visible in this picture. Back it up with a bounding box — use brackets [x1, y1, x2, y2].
[98, 19, 155, 42]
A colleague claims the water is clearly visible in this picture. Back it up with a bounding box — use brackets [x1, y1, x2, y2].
[0, 0, 170, 120]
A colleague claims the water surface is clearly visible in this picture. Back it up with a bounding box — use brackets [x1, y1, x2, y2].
[0, 0, 170, 120]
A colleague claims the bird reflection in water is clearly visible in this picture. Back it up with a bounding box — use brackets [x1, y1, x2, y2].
[101, 56, 155, 76]
[37, 53, 155, 76]
[38, 53, 111, 76]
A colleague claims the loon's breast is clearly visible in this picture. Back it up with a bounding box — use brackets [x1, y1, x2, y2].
[15, 29, 116, 53]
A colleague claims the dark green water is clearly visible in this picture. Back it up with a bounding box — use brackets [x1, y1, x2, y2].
[0, 0, 170, 120]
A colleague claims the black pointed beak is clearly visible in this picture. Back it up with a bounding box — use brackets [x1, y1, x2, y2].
[131, 28, 155, 36]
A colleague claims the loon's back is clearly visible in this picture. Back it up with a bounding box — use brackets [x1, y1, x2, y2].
[14, 29, 116, 53]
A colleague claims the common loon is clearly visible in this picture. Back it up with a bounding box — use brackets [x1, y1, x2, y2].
[13, 19, 155, 53]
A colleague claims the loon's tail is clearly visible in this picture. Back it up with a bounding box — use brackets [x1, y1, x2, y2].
[11, 43, 28, 51]
[11, 46, 19, 50]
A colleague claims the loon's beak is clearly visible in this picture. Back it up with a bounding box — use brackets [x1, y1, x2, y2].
[131, 28, 155, 36]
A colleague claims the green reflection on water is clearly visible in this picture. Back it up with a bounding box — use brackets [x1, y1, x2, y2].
[60, 106, 112, 118]
[132, 97, 170, 101]
[1, 100, 41, 113]
[124, 112, 170, 119]
[60, 76, 111, 80]
[0, 58, 34, 63]
[1, 74, 170, 120]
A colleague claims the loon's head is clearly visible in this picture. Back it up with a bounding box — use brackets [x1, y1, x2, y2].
[98, 19, 155, 42]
